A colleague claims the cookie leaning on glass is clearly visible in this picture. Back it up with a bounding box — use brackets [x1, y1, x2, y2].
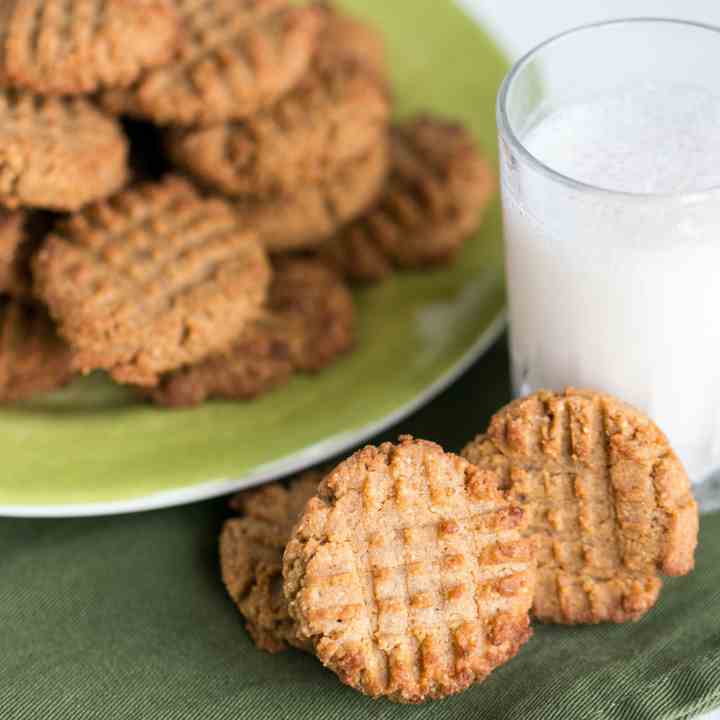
[462, 389, 699, 624]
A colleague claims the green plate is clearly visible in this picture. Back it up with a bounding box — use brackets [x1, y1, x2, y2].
[0, 0, 508, 517]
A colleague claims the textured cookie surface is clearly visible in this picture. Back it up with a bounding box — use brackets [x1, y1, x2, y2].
[34, 176, 270, 387]
[149, 319, 294, 407]
[150, 258, 354, 406]
[0, 92, 128, 211]
[0, 299, 73, 402]
[167, 52, 388, 197]
[220, 471, 322, 653]
[316, 3, 387, 79]
[259, 257, 355, 373]
[0, 0, 179, 94]
[462, 389, 699, 625]
[283, 436, 535, 703]
[0, 210, 51, 297]
[236, 140, 388, 252]
[101, 0, 323, 126]
[322, 116, 494, 282]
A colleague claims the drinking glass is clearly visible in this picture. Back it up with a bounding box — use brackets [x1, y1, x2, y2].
[496, 19, 720, 509]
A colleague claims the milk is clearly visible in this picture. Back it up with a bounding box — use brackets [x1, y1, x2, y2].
[501, 84, 720, 481]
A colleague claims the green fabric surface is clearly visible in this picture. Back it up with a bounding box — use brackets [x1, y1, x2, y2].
[2, 340, 720, 720]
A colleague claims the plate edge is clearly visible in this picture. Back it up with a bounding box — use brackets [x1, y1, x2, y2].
[0, 312, 506, 518]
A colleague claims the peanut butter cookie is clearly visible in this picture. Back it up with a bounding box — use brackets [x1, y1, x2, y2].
[34, 176, 270, 387]
[166, 53, 389, 198]
[322, 116, 494, 282]
[100, 0, 324, 126]
[283, 436, 536, 703]
[316, 3, 387, 79]
[0, 92, 128, 211]
[0, 0, 179, 95]
[236, 140, 388, 253]
[462, 389, 699, 625]
[0, 299, 73, 402]
[220, 471, 322, 653]
[149, 258, 354, 406]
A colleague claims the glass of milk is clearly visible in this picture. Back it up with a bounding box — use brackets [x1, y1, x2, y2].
[497, 19, 720, 506]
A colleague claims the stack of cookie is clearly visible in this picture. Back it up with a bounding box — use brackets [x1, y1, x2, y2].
[221, 390, 700, 703]
[0, 0, 494, 404]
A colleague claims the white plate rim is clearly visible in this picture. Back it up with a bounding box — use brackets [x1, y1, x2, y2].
[1, 311, 506, 518]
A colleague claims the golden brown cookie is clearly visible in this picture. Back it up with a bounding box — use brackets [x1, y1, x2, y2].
[220, 471, 322, 653]
[283, 436, 536, 703]
[236, 140, 388, 253]
[100, 0, 324, 126]
[33, 176, 270, 387]
[264, 257, 355, 373]
[149, 258, 354, 406]
[0, 210, 52, 297]
[166, 53, 389, 198]
[321, 116, 495, 282]
[0, 0, 179, 95]
[316, 3, 387, 79]
[461, 389, 699, 625]
[0, 299, 73, 402]
[0, 91, 128, 211]
[149, 325, 294, 407]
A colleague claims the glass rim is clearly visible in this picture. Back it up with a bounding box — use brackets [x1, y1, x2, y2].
[496, 17, 720, 201]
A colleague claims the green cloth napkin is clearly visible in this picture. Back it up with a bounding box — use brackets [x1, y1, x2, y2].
[2, 340, 720, 720]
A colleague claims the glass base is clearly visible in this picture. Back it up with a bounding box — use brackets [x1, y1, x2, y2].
[695, 469, 720, 514]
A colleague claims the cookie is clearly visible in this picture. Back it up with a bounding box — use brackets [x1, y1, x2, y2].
[220, 471, 322, 653]
[100, 0, 324, 126]
[0, 210, 52, 297]
[237, 140, 388, 253]
[0, 299, 73, 402]
[0, 91, 128, 211]
[149, 258, 354, 406]
[321, 116, 494, 282]
[461, 389, 699, 625]
[149, 324, 294, 407]
[283, 436, 536, 703]
[33, 176, 270, 387]
[0, 0, 179, 95]
[166, 53, 389, 198]
[316, 3, 387, 79]
[260, 257, 355, 373]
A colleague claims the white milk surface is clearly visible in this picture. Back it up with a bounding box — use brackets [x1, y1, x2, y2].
[503, 84, 720, 480]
